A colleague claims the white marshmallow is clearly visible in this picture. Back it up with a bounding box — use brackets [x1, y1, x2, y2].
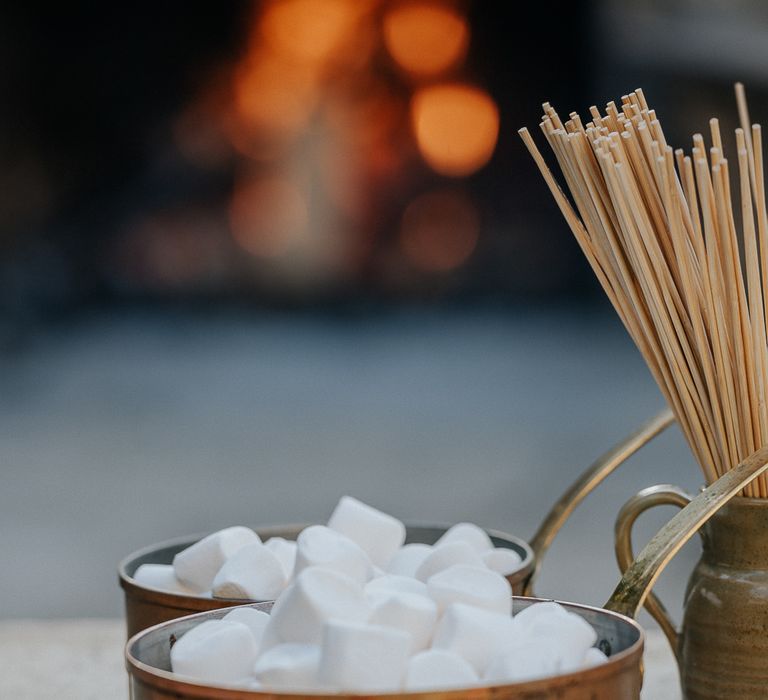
[415, 541, 485, 582]
[294, 525, 374, 586]
[212, 543, 287, 601]
[435, 523, 494, 553]
[173, 527, 260, 591]
[405, 649, 478, 691]
[431, 603, 517, 675]
[253, 643, 321, 690]
[386, 543, 432, 577]
[222, 607, 270, 649]
[482, 548, 523, 576]
[583, 647, 608, 668]
[513, 601, 570, 630]
[132, 564, 201, 595]
[327, 496, 406, 568]
[427, 564, 512, 615]
[369, 591, 438, 653]
[263, 537, 297, 579]
[170, 620, 259, 684]
[266, 567, 372, 644]
[484, 638, 559, 684]
[365, 574, 429, 599]
[319, 620, 410, 692]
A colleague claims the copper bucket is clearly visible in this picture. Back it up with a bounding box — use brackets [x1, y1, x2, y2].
[124, 445, 768, 700]
[119, 409, 676, 638]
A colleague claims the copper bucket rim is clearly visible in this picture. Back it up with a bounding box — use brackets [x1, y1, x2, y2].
[124, 597, 644, 699]
[118, 522, 536, 605]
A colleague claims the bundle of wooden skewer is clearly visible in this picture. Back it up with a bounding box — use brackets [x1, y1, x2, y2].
[519, 85, 768, 496]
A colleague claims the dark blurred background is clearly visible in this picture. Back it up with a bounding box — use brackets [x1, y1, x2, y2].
[3, 0, 768, 620]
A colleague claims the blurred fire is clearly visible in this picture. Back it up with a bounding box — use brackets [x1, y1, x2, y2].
[411, 83, 499, 176]
[383, 2, 469, 78]
[400, 189, 479, 271]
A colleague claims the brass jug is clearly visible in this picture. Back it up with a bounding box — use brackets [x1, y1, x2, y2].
[617, 488, 768, 698]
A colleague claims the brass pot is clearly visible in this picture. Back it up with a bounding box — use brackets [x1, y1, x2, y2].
[617, 490, 768, 699]
[120, 409, 676, 638]
[124, 444, 768, 700]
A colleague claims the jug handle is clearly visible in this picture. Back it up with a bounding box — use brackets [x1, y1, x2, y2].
[523, 408, 675, 596]
[614, 484, 692, 663]
[604, 445, 768, 630]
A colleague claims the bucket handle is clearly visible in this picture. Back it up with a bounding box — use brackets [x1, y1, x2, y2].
[524, 408, 675, 596]
[614, 484, 692, 662]
[604, 445, 768, 622]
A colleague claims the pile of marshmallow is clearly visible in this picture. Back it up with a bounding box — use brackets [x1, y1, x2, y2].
[160, 497, 607, 692]
[132, 496, 525, 600]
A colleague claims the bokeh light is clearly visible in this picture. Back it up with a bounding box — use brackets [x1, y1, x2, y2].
[229, 176, 310, 258]
[411, 83, 499, 176]
[400, 189, 480, 271]
[383, 2, 469, 78]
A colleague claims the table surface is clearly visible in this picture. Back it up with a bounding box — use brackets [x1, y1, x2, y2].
[0, 619, 681, 699]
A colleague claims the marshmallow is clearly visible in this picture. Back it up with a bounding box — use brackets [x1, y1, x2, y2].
[583, 647, 609, 668]
[415, 541, 485, 582]
[319, 620, 410, 692]
[369, 590, 438, 653]
[253, 643, 321, 690]
[132, 564, 201, 595]
[294, 525, 374, 586]
[212, 543, 287, 601]
[386, 543, 432, 577]
[365, 574, 429, 599]
[405, 649, 478, 691]
[432, 603, 517, 675]
[222, 607, 270, 649]
[327, 496, 406, 568]
[483, 548, 523, 576]
[427, 564, 512, 615]
[435, 523, 494, 553]
[173, 527, 260, 591]
[263, 537, 297, 579]
[484, 637, 559, 684]
[266, 567, 372, 644]
[170, 620, 259, 684]
[513, 601, 570, 630]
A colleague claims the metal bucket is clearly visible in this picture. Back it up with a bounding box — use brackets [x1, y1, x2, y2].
[119, 409, 676, 638]
[124, 443, 768, 700]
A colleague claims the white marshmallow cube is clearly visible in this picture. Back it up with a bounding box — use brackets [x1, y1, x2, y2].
[369, 590, 438, 653]
[365, 574, 429, 599]
[427, 564, 512, 615]
[222, 607, 270, 649]
[386, 543, 432, 577]
[405, 649, 478, 691]
[294, 525, 374, 586]
[173, 526, 260, 591]
[264, 537, 297, 579]
[170, 620, 259, 684]
[583, 647, 608, 668]
[484, 638, 559, 684]
[319, 620, 410, 692]
[432, 603, 517, 675]
[253, 643, 321, 690]
[415, 541, 485, 582]
[435, 523, 494, 553]
[212, 543, 287, 601]
[266, 567, 372, 644]
[327, 496, 406, 568]
[133, 564, 201, 595]
[483, 548, 523, 576]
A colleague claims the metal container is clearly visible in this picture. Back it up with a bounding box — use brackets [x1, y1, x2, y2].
[617, 486, 768, 698]
[125, 444, 768, 700]
[120, 524, 533, 640]
[120, 409, 676, 638]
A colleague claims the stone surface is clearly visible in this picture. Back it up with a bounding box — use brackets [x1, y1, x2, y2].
[0, 618, 680, 699]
